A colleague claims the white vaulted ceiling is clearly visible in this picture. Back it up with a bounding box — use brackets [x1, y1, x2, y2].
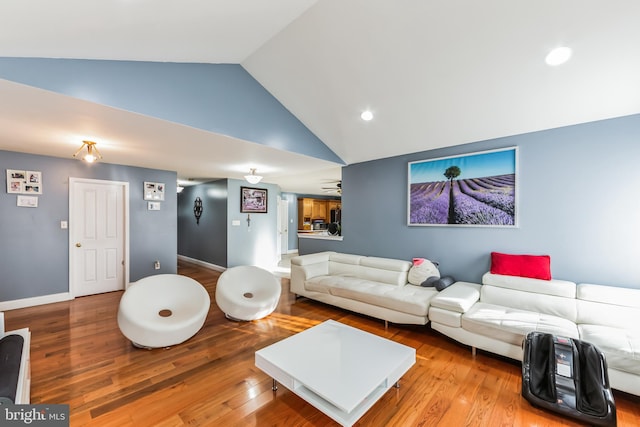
[1, 0, 639, 194]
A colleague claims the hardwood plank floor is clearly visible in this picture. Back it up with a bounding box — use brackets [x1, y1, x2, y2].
[4, 260, 639, 426]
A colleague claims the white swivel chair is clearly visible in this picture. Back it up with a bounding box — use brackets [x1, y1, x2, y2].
[117, 274, 210, 348]
[215, 266, 281, 321]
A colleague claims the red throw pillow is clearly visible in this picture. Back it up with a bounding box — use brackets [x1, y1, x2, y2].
[490, 252, 552, 280]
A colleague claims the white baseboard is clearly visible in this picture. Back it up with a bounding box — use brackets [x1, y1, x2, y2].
[0, 292, 73, 312]
[178, 254, 226, 272]
[286, 250, 299, 255]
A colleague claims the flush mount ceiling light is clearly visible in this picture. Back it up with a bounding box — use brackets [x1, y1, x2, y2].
[73, 140, 102, 163]
[545, 46, 572, 66]
[244, 168, 263, 184]
[360, 110, 374, 121]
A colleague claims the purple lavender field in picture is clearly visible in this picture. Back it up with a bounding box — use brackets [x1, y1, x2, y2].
[408, 148, 517, 226]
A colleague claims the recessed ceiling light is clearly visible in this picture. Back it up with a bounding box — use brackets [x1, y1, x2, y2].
[545, 46, 572, 66]
[360, 110, 374, 121]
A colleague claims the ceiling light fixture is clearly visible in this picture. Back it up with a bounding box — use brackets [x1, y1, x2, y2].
[360, 110, 374, 121]
[244, 168, 263, 184]
[73, 140, 102, 163]
[545, 46, 572, 66]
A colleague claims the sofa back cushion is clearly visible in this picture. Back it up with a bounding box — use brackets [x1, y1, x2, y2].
[577, 283, 640, 328]
[360, 257, 411, 287]
[328, 253, 362, 276]
[327, 253, 411, 287]
[481, 285, 577, 321]
[482, 272, 576, 298]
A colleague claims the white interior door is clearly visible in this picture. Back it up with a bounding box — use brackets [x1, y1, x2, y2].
[70, 178, 128, 297]
[278, 198, 289, 255]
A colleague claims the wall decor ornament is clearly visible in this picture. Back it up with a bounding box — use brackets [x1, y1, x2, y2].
[144, 182, 165, 201]
[6, 169, 42, 194]
[240, 187, 267, 213]
[193, 197, 203, 225]
[408, 147, 518, 227]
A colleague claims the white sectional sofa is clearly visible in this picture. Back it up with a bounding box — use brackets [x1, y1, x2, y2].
[290, 251, 439, 325]
[429, 273, 640, 396]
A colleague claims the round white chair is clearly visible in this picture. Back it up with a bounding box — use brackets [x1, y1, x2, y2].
[215, 266, 281, 321]
[117, 274, 210, 348]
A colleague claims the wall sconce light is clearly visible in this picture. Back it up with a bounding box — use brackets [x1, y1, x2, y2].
[73, 140, 102, 163]
[244, 168, 263, 184]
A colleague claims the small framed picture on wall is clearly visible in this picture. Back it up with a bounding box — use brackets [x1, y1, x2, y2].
[6, 169, 43, 194]
[144, 182, 165, 201]
[240, 187, 268, 213]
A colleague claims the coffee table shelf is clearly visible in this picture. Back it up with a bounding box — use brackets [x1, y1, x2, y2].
[255, 320, 415, 426]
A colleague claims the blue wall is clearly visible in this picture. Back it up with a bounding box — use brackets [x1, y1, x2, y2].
[227, 180, 281, 268]
[177, 179, 281, 269]
[0, 150, 177, 303]
[0, 58, 343, 164]
[178, 180, 228, 267]
[280, 192, 299, 252]
[300, 114, 640, 288]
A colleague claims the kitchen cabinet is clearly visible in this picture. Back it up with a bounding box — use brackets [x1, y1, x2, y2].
[301, 198, 312, 217]
[297, 197, 340, 230]
[312, 200, 327, 219]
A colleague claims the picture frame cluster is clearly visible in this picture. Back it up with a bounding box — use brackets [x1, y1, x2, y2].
[144, 182, 165, 201]
[6, 169, 42, 194]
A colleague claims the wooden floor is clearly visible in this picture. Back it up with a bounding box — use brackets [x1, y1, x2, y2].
[4, 260, 639, 426]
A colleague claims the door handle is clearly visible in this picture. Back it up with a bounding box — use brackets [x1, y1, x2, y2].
[76, 242, 82, 248]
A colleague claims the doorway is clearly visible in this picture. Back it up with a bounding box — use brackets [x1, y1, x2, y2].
[69, 178, 129, 297]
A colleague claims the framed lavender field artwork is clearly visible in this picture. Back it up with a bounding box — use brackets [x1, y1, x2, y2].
[408, 147, 517, 227]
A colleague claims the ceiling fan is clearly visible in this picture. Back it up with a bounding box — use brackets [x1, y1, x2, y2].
[321, 180, 342, 194]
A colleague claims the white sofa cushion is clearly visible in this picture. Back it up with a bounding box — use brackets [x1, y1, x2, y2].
[578, 283, 640, 306]
[292, 251, 333, 266]
[482, 272, 576, 298]
[305, 275, 340, 294]
[328, 253, 363, 276]
[462, 302, 579, 346]
[329, 281, 436, 317]
[578, 324, 640, 376]
[359, 256, 411, 287]
[577, 283, 640, 328]
[481, 285, 577, 322]
[429, 306, 462, 328]
[429, 282, 481, 313]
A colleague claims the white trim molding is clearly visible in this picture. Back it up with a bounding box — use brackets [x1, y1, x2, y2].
[178, 255, 226, 272]
[0, 292, 73, 312]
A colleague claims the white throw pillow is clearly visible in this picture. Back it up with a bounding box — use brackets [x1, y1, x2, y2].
[408, 258, 440, 286]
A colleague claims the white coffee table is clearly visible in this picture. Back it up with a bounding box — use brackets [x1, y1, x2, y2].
[255, 320, 415, 426]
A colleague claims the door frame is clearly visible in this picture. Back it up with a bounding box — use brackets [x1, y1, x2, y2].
[69, 177, 130, 298]
[277, 197, 289, 260]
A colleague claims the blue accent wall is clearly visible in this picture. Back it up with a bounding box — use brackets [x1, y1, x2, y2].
[299, 114, 640, 288]
[177, 179, 281, 269]
[177, 180, 228, 267]
[0, 58, 344, 164]
[0, 150, 177, 303]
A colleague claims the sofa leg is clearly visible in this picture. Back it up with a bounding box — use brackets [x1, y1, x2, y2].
[384, 320, 388, 329]
[472, 346, 477, 357]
